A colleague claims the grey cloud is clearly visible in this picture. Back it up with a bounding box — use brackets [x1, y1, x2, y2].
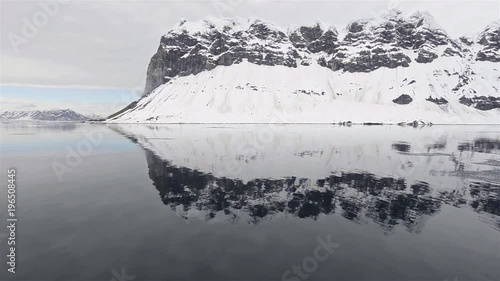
[0, 0, 498, 89]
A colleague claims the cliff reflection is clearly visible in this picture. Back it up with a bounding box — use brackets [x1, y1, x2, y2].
[146, 150, 446, 233]
[112, 124, 500, 233]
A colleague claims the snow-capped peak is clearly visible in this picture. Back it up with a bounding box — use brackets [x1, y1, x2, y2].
[344, 9, 446, 35]
[167, 16, 286, 37]
[477, 19, 500, 41]
[112, 12, 500, 124]
[409, 10, 447, 34]
[288, 22, 338, 35]
[380, 8, 404, 20]
[484, 19, 500, 30]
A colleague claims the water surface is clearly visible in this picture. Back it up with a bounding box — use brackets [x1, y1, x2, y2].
[0, 122, 499, 281]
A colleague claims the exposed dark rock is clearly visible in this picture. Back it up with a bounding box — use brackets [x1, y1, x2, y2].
[416, 48, 439, 63]
[300, 24, 324, 42]
[475, 97, 500, 111]
[426, 96, 449, 105]
[459, 96, 473, 106]
[443, 47, 462, 57]
[208, 37, 229, 55]
[249, 21, 287, 41]
[347, 21, 365, 33]
[338, 51, 412, 73]
[392, 94, 413, 105]
[476, 22, 500, 62]
[459, 36, 474, 46]
[141, 16, 497, 96]
[143, 21, 300, 94]
[293, 89, 323, 96]
[459, 95, 500, 110]
[477, 50, 500, 62]
[452, 72, 473, 92]
[307, 30, 339, 54]
[107, 101, 138, 119]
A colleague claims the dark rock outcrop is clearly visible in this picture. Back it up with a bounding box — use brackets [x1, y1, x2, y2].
[426, 96, 449, 105]
[476, 21, 500, 62]
[392, 94, 413, 105]
[142, 11, 472, 95]
[416, 47, 439, 63]
[144, 19, 300, 94]
[459, 95, 500, 110]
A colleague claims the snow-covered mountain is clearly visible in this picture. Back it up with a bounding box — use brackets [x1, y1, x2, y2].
[0, 109, 102, 122]
[108, 10, 500, 124]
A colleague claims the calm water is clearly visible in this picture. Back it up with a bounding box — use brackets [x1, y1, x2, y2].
[0, 122, 499, 281]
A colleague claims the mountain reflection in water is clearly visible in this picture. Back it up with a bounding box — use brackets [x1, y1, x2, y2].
[112, 125, 500, 233]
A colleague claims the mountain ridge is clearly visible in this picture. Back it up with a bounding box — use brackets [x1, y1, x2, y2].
[108, 10, 500, 124]
[0, 109, 103, 122]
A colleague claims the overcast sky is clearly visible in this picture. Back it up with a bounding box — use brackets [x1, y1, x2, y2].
[0, 0, 499, 115]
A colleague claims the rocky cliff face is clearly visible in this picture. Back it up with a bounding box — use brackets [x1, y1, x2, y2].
[143, 11, 498, 96]
[476, 21, 500, 62]
[144, 18, 300, 94]
[109, 11, 500, 124]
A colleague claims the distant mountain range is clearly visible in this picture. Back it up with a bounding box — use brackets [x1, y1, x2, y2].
[108, 10, 500, 124]
[0, 109, 103, 122]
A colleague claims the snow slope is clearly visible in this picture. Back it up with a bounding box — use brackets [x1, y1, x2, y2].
[109, 60, 499, 124]
[108, 12, 500, 124]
